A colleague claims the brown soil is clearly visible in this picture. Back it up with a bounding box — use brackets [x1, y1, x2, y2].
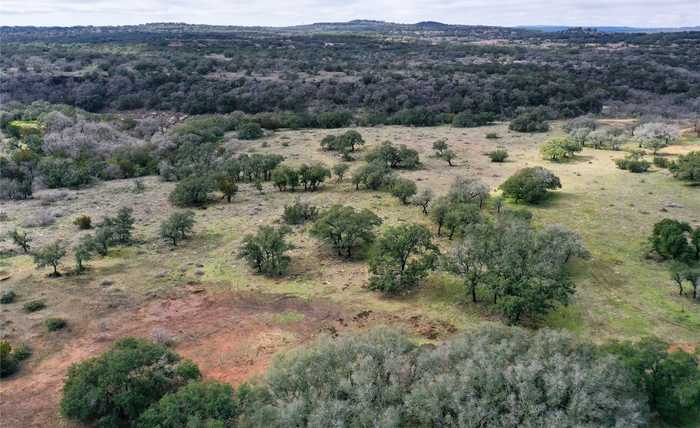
[0, 287, 449, 427]
[0, 289, 336, 427]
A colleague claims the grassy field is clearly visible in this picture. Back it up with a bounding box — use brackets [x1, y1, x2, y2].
[1, 121, 698, 426]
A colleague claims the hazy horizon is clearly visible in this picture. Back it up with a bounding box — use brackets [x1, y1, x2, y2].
[1, 0, 699, 28]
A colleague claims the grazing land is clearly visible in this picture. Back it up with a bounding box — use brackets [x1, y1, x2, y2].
[2, 121, 699, 425]
[1, 22, 699, 428]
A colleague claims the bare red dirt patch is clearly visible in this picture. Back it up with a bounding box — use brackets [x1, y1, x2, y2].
[0, 289, 346, 427]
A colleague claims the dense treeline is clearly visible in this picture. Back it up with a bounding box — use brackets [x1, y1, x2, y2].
[58, 326, 700, 427]
[1, 25, 699, 120]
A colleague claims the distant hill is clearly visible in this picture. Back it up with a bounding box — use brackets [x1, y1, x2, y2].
[520, 25, 700, 33]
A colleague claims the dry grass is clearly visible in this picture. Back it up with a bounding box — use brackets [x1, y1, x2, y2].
[1, 121, 699, 426]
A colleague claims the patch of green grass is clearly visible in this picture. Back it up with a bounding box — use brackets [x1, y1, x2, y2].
[8, 120, 41, 130]
[23, 300, 46, 312]
[45, 317, 67, 332]
[272, 310, 305, 324]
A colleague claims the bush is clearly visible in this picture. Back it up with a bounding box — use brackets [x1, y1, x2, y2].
[139, 381, 236, 428]
[216, 175, 238, 203]
[7, 228, 31, 253]
[321, 131, 364, 153]
[242, 326, 647, 427]
[298, 163, 331, 191]
[61, 337, 200, 426]
[368, 224, 438, 294]
[389, 177, 417, 204]
[310, 205, 382, 259]
[33, 240, 67, 276]
[12, 343, 32, 361]
[22, 211, 55, 228]
[38, 157, 93, 189]
[540, 137, 581, 161]
[485, 132, 499, 139]
[169, 175, 214, 207]
[160, 211, 196, 246]
[365, 142, 420, 169]
[0, 289, 16, 304]
[500, 167, 561, 204]
[332, 163, 350, 182]
[239, 225, 293, 276]
[653, 156, 670, 168]
[669, 150, 700, 184]
[509, 108, 550, 133]
[23, 300, 46, 312]
[46, 317, 67, 331]
[237, 122, 263, 140]
[616, 152, 650, 173]
[650, 219, 694, 261]
[271, 165, 300, 192]
[317, 111, 353, 128]
[282, 200, 318, 225]
[73, 215, 92, 230]
[452, 111, 494, 127]
[487, 149, 508, 162]
[351, 160, 394, 191]
[604, 337, 700, 425]
[0, 340, 19, 377]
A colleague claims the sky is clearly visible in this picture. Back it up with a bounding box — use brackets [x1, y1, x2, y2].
[1, 0, 699, 28]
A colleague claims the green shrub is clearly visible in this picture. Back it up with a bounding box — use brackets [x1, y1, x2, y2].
[368, 224, 438, 294]
[160, 211, 196, 246]
[604, 337, 700, 425]
[389, 177, 417, 204]
[139, 381, 236, 428]
[351, 160, 394, 191]
[33, 240, 67, 277]
[487, 149, 509, 162]
[237, 122, 264, 140]
[239, 226, 293, 276]
[321, 131, 364, 153]
[485, 132, 499, 139]
[169, 175, 214, 207]
[650, 219, 694, 261]
[509, 108, 550, 133]
[46, 317, 67, 331]
[310, 205, 382, 259]
[23, 300, 46, 312]
[8, 228, 32, 253]
[669, 150, 700, 184]
[216, 176, 238, 203]
[317, 111, 353, 128]
[616, 152, 650, 173]
[332, 163, 350, 182]
[13, 343, 32, 361]
[0, 289, 16, 304]
[61, 337, 200, 426]
[38, 157, 94, 189]
[298, 163, 331, 191]
[653, 156, 670, 168]
[73, 215, 92, 230]
[365, 142, 420, 169]
[282, 200, 319, 225]
[0, 340, 19, 377]
[452, 111, 494, 128]
[540, 137, 581, 161]
[499, 167, 562, 204]
[271, 165, 300, 192]
[242, 327, 647, 427]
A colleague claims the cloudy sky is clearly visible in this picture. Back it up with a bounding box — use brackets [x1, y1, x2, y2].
[1, 0, 698, 28]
